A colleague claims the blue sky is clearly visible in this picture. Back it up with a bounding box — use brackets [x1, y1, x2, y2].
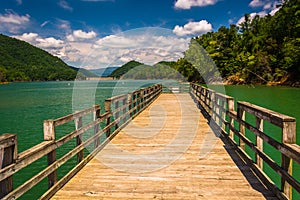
[0, 0, 281, 68]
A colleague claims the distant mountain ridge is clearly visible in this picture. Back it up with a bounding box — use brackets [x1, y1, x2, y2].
[0, 34, 77, 82]
[70, 66, 98, 78]
[90, 67, 119, 77]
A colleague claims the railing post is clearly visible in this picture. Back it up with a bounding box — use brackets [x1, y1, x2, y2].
[115, 100, 119, 130]
[137, 91, 141, 112]
[133, 93, 137, 115]
[93, 105, 100, 149]
[281, 120, 296, 199]
[237, 104, 245, 150]
[105, 99, 112, 137]
[201, 87, 205, 108]
[221, 99, 226, 130]
[210, 91, 215, 119]
[128, 93, 133, 118]
[122, 98, 127, 124]
[255, 117, 263, 169]
[0, 134, 17, 199]
[215, 96, 220, 125]
[227, 98, 235, 140]
[75, 112, 83, 163]
[43, 120, 57, 188]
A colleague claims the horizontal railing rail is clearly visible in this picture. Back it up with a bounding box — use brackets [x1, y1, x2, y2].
[190, 83, 299, 200]
[0, 84, 162, 200]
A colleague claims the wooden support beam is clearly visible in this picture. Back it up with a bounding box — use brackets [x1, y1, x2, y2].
[43, 120, 57, 188]
[0, 134, 17, 199]
[281, 121, 296, 199]
[75, 111, 83, 163]
[93, 105, 101, 148]
[256, 117, 264, 169]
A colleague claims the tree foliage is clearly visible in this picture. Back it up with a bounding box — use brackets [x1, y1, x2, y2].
[184, 0, 299, 85]
[110, 61, 143, 79]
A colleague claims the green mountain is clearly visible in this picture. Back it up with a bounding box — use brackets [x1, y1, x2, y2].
[110, 60, 184, 80]
[110, 61, 142, 79]
[0, 34, 77, 82]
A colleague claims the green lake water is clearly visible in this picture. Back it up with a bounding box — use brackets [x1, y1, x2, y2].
[0, 81, 299, 199]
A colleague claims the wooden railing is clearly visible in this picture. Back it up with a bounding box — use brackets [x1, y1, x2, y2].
[190, 83, 300, 200]
[162, 83, 190, 93]
[0, 84, 162, 200]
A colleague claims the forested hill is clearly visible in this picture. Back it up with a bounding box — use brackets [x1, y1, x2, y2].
[0, 34, 77, 82]
[183, 0, 299, 86]
[110, 60, 142, 79]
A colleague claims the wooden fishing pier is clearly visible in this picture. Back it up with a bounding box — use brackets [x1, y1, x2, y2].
[0, 83, 299, 199]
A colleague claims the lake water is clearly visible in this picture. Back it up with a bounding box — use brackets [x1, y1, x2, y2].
[0, 81, 299, 199]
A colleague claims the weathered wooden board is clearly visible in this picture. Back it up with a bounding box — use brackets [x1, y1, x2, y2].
[51, 93, 276, 200]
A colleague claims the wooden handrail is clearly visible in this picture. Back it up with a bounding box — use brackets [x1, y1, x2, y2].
[0, 84, 162, 200]
[190, 83, 299, 200]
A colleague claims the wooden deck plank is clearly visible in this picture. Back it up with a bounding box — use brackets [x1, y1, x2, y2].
[51, 93, 277, 200]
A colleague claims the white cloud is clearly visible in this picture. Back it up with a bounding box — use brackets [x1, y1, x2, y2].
[263, 2, 272, 9]
[173, 20, 212, 36]
[36, 37, 64, 49]
[85, 29, 189, 68]
[58, 0, 73, 11]
[236, 12, 266, 26]
[174, 0, 218, 9]
[0, 11, 29, 24]
[94, 35, 139, 48]
[67, 30, 97, 41]
[13, 28, 189, 69]
[56, 19, 71, 31]
[14, 33, 65, 57]
[269, 6, 280, 15]
[40, 20, 50, 27]
[249, 0, 265, 8]
[15, 32, 38, 42]
[0, 10, 30, 33]
[248, 0, 282, 16]
[237, 1, 282, 26]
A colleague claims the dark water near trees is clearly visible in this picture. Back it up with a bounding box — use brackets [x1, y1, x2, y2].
[0, 81, 299, 199]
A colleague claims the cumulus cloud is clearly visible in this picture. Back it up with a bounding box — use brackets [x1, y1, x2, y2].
[84, 28, 190, 68]
[15, 32, 38, 42]
[173, 20, 212, 36]
[14, 33, 65, 57]
[36, 37, 65, 49]
[58, 0, 73, 11]
[67, 30, 97, 41]
[13, 28, 189, 69]
[249, 0, 265, 8]
[174, 0, 218, 9]
[269, 6, 281, 15]
[237, 1, 282, 26]
[236, 11, 267, 26]
[0, 10, 30, 33]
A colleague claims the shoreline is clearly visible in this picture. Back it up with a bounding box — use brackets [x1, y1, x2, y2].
[1, 79, 299, 88]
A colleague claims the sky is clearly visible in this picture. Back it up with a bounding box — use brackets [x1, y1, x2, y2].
[0, 0, 282, 69]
